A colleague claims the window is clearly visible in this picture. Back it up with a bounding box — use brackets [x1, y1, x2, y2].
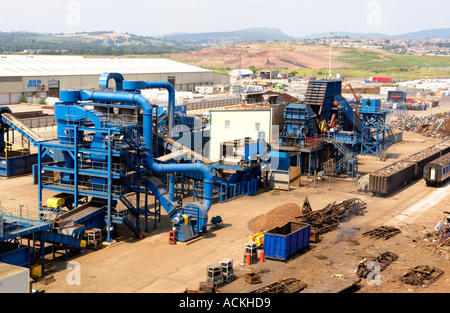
[225, 120, 230, 129]
[0, 76, 22, 83]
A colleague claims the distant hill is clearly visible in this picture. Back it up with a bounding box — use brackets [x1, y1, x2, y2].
[0, 31, 192, 55]
[391, 28, 450, 40]
[2, 27, 449, 56]
[160, 28, 295, 43]
[300, 32, 391, 39]
[158, 27, 450, 43]
[300, 28, 450, 40]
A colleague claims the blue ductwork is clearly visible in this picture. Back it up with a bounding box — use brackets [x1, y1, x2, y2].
[99, 72, 125, 91]
[77, 89, 213, 229]
[97, 74, 175, 138]
[54, 104, 105, 147]
[122, 80, 175, 139]
[169, 174, 176, 202]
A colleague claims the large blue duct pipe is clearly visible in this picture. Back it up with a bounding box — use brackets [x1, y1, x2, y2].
[78, 90, 213, 217]
[122, 80, 175, 139]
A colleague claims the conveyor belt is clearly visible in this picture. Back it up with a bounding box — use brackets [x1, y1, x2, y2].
[54, 203, 106, 228]
[157, 132, 212, 164]
[1, 113, 45, 144]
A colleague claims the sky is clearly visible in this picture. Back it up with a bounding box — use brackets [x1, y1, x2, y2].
[0, 0, 448, 37]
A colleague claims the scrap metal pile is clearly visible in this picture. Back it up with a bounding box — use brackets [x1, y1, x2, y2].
[422, 212, 450, 253]
[373, 161, 414, 176]
[249, 278, 308, 293]
[357, 252, 398, 278]
[389, 112, 450, 139]
[264, 91, 300, 104]
[362, 226, 401, 240]
[295, 198, 366, 235]
[400, 266, 444, 287]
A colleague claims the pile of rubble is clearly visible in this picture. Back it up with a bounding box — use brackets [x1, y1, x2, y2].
[249, 278, 308, 294]
[390, 112, 450, 139]
[422, 212, 450, 255]
[400, 266, 444, 288]
[362, 226, 401, 240]
[295, 198, 366, 235]
[264, 91, 301, 104]
[374, 160, 415, 176]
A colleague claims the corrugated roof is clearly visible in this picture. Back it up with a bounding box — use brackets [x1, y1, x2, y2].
[0, 55, 212, 77]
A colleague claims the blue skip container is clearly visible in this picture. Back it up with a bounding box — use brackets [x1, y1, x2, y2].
[263, 222, 310, 261]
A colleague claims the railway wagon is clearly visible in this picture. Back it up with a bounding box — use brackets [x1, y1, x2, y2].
[424, 151, 450, 187]
[403, 148, 441, 179]
[369, 161, 416, 196]
[370, 139, 450, 196]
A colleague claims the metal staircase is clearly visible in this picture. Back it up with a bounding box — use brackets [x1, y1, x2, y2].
[117, 195, 143, 238]
[324, 134, 358, 176]
[111, 126, 145, 238]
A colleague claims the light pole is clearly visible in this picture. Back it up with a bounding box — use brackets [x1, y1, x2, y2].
[329, 31, 334, 79]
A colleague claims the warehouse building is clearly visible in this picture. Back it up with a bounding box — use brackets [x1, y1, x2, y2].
[0, 55, 229, 105]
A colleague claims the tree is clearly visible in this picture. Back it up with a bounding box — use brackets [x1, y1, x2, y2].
[248, 65, 257, 73]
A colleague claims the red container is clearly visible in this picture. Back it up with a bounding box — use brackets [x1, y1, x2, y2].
[371, 77, 392, 82]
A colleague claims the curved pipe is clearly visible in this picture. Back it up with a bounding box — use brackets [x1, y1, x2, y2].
[123, 80, 175, 138]
[79, 90, 213, 213]
[145, 81, 175, 139]
[54, 104, 105, 147]
[99, 72, 125, 91]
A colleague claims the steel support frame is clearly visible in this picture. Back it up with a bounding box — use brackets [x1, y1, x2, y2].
[38, 126, 121, 242]
[361, 112, 388, 157]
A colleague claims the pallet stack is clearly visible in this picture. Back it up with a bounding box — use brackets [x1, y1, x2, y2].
[244, 242, 258, 264]
[206, 264, 224, 288]
[220, 259, 235, 283]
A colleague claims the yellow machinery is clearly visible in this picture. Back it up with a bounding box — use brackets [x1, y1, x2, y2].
[46, 193, 74, 210]
[248, 231, 265, 248]
[46, 197, 65, 209]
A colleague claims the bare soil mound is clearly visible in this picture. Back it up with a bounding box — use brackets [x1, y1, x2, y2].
[165, 43, 349, 70]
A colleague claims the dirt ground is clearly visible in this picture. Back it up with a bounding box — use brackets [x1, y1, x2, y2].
[165, 42, 349, 70]
[1, 126, 449, 293]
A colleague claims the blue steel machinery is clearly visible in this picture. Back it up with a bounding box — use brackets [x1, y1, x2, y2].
[0, 107, 89, 276]
[0, 72, 273, 276]
[35, 73, 217, 244]
[278, 79, 391, 177]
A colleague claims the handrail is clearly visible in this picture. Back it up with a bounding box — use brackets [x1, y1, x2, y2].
[4, 141, 29, 158]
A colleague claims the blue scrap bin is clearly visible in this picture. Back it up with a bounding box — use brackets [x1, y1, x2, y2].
[263, 222, 310, 261]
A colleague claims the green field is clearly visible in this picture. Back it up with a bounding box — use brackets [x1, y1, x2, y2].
[333, 48, 450, 80]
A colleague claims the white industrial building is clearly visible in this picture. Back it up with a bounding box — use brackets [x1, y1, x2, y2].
[0, 55, 230, 105]
[208, 105, 286, 162]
